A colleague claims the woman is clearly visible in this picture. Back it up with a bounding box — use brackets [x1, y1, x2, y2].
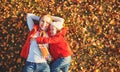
[20, 13, 64, 72]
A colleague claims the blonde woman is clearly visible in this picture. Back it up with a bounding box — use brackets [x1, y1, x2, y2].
[20, 13, 64, 72]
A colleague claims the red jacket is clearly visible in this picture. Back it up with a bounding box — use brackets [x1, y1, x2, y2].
[20, 24, 43, 59]
[36, 28, 73, 61]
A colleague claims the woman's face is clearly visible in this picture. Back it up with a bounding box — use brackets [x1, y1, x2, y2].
[39, 15, 52, 31]
[50, 25, 57, 36]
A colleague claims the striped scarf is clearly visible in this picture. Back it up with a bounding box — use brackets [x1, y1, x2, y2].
[38, 31, 50, 59]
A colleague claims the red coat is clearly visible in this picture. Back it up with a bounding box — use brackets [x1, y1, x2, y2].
[36, 28, 73, 61]
[20, 24, 40, 59]
[20, 24, 50, 59]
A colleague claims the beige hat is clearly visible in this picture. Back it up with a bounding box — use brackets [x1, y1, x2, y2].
[51, 22, 63, 30]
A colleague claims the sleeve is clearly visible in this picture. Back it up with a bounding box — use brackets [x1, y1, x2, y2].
[59, 28, 67, 36]
[27, 13, 40, 31]
[36, 35, 62, 44]
[51, 16, 64, 26]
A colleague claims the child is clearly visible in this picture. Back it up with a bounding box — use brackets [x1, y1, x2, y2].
[33, 22, 73, 72]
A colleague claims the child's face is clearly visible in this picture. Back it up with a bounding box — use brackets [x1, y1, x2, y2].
[39, 15, 52, 31]
[50, 25, 57, 36]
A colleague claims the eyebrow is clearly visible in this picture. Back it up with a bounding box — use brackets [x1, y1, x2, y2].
[41, 19, 51, 24]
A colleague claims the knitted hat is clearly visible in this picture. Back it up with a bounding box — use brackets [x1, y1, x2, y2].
[51, 22, 63, 30]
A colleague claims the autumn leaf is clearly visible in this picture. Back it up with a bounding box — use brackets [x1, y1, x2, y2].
[16, 21, 22, 29]
[109, 19, 116, 25]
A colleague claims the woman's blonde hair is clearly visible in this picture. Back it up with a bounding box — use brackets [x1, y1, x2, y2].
[39, 14, 53, 22]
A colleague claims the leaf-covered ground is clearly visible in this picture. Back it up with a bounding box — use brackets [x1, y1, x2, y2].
[0, 0, 120, 72]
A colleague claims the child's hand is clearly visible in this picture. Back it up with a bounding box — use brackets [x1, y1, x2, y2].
[31, 36, 37, 41]
[31, 38, 36, 41]
[32, 36, 37, 38]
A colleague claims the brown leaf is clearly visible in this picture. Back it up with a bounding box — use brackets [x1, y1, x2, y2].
[17, 58, 21, 63]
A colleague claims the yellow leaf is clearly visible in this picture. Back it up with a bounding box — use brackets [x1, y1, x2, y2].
[110, 19, 115, 25]
[94, 69, 100, 72]
[89, 49, 93, 55]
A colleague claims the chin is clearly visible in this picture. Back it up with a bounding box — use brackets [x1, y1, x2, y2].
[51, 34, 54, 36]
[41, 28, 46, 30]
